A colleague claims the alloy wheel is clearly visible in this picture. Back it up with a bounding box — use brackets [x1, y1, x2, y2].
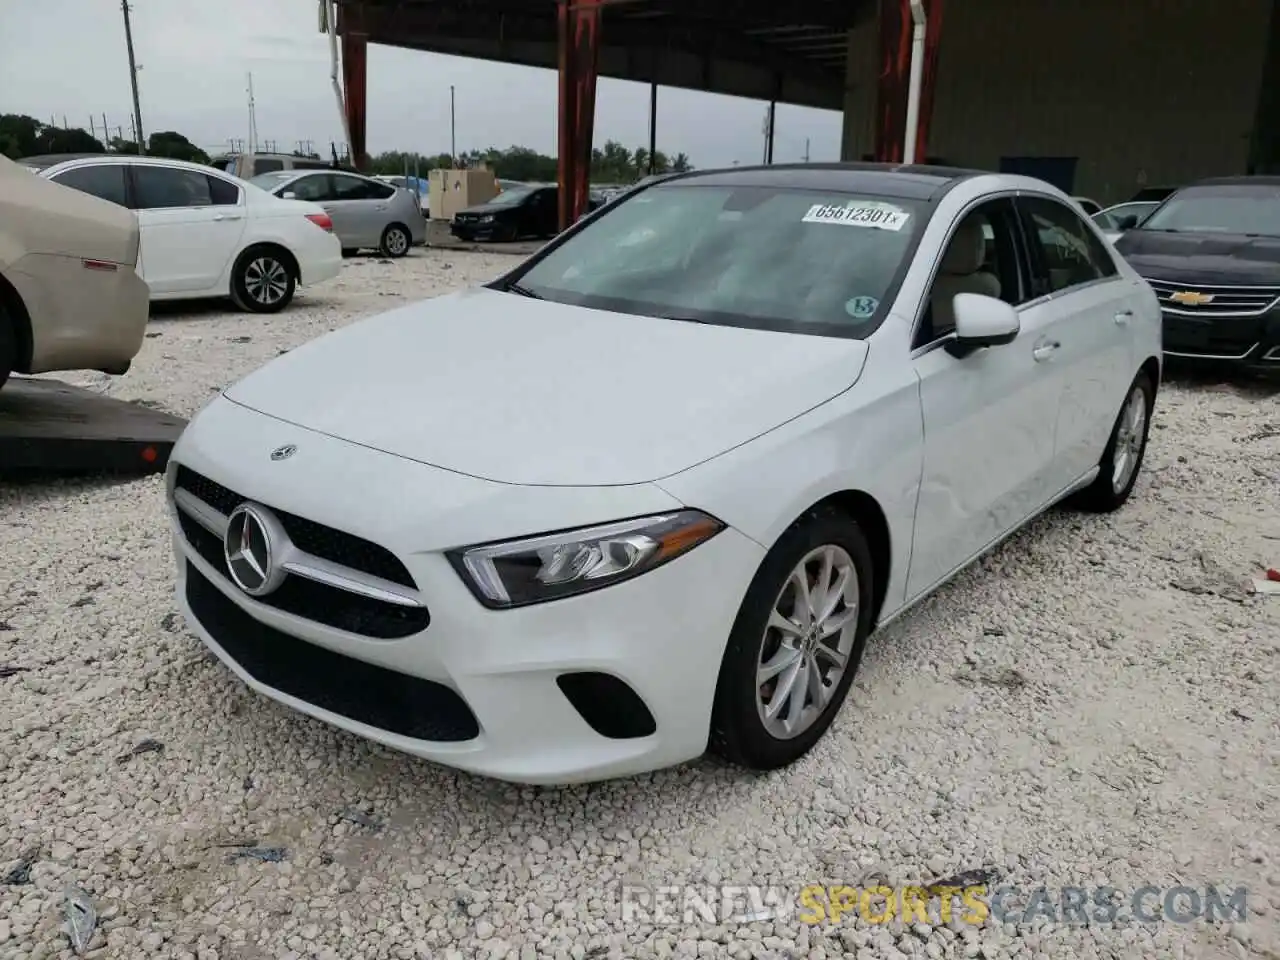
[244, 257, 290, 306]
[755, 545, 860, 740]
[385, 228, 409, 255]
[1111, 385, 1147, 493]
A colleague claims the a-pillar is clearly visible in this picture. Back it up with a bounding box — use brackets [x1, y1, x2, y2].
[341, 30, 369, 170]
[871, 0, 945, 164]
[557, 0, 603, 230]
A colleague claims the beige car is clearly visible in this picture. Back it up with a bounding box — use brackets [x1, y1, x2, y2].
[0, 154, 150, 390]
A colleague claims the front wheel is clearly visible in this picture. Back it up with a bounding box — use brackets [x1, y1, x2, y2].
[380, 224, 411, 258]
[1073, 370, 1154, 513]
[230, 248, 295, 314]
[709, 507, 875, 771]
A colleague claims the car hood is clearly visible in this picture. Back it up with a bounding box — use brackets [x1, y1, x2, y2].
[223, 287, 869, 486]
[1115, 229, 1280, 285]
[457, 202, 518, 216]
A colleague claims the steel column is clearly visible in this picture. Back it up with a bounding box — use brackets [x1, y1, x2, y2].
[341, 30, 369, 169]
[874, 0, 944, 164]
[648, 81, 658, 175]
[557, 0, 604, 230]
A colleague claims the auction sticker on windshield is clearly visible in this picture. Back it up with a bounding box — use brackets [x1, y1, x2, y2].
[802, 201, 910, 231]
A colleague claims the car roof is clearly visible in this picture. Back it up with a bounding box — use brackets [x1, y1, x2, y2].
[1185, 175, 1280, 188]
[19, 152, 110, 169]
[651, 162, 986, 200]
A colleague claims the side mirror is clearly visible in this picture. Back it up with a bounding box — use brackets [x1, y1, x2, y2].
[1116, 214, 1139, 231]
[946, 293, 1020, 358]
[282, 191, 297, 200]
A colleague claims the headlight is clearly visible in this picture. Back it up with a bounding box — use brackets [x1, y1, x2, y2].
[447, 511, 724, 608]
[480, 215, 494, 223]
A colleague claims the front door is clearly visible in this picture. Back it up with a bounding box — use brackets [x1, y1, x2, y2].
[1016, 195, 1138, 484]
[906, 198, 1065, 598]
[130, 165, 246, 294]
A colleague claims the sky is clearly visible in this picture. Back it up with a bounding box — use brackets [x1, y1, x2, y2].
[1, 0, 844, 168]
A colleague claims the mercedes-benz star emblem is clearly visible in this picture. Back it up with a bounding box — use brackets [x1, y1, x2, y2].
[224, 503, 288, 597]
[270, 444, 297, 461]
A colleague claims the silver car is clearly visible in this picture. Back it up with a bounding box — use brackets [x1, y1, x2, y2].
[250, 170, 426, 258]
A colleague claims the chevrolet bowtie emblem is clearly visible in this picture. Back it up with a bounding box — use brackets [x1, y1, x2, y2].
[1169, 290, 1214, 306]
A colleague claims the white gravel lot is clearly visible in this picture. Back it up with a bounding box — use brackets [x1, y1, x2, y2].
[2, 249, 1279, 960]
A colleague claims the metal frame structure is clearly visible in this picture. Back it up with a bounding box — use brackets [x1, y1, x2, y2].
[332, 0, 947, 229]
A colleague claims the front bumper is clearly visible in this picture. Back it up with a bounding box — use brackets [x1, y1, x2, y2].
[166, 395, 763, 785]
[451, 221, 499, 242]
[1150, 280, 1280, 372]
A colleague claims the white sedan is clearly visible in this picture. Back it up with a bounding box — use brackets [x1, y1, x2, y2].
[164, 166, 1162, 785]
[28, 155, 342, 313]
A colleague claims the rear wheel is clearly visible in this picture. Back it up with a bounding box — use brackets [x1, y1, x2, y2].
[1073, 371, 1154, 512]
[710, 507, 875, 771]
[0, 304, 15, 390]
[380, 224, 411, 258]
[230, 247, 295, 314]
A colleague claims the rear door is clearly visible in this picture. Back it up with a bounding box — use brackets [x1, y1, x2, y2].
[130, 166, 247, 294]
[1016, 194, 1138, 485]
[327, 174, 391, 247]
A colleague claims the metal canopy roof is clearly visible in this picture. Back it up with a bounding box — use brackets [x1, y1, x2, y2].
[335, 0, 872, 110]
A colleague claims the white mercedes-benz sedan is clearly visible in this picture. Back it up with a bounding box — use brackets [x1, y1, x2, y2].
[165, 164, 1162, 785]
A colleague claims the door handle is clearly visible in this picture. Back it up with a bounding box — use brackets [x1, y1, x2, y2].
[1032, 340, 1060, 362]
[374, 204, 388, 211]
[213, 213, 243, 222]
[1114, 310, 1133, 325]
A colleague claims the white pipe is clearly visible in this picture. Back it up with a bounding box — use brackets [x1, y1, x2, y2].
[326, 0, 353, 164]
[902, 0, 927, 165]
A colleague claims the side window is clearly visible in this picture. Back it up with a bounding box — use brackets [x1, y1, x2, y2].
[919, 198, 1030, 347]
[1019, 196, 1118, 296]
[207, 176, 241, 206]
[286, 174, 334, 202]
[254, 159, 285, 174]
[293, 159, 330, 170]
[331, 175, 376, 201]
[367, 181, 396, 200]
[50, 164, 128, 207]
[133, 166, 215, 209]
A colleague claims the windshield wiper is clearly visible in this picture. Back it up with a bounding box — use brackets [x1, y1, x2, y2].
[503, 281, 542, 299]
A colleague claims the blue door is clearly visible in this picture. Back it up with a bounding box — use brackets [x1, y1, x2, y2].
[999, 156, 1079, 194]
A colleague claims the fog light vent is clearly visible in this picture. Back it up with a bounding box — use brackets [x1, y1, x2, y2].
[556, 672, 656, 740]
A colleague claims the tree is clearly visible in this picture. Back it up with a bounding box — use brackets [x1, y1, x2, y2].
[147, 131, 209, 165]
[0, 113, 41, 159]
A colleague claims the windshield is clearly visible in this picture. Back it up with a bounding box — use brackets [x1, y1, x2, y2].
[1093, 202, 1157, 230]
[1140, 185, 1280, 237]
[511, 184, 925, 337]
[488, 185, 538, 205]
[249, 171, 296, 190]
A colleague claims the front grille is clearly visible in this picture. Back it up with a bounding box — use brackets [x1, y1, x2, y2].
[186, 563, 479, 742]
[174, 466, 415, 589]
[1146, 279, 1280, 318]
[177, 512, 429, 639]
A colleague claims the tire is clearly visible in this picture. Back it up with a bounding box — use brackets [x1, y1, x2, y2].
[230, 247, 295, 314]
[1073, 370, 1155, 513]
[709, 506, 876, 771]
[0, 304, 14, 391]
[380, 224, 411, 258]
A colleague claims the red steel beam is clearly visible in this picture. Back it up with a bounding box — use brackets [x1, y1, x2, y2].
[341, 30, 369, 169]
[873, 0, 944, 164]
[557, 0, 604, 230]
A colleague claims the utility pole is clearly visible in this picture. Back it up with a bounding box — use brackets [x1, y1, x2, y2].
[246, 72, 259, 155]
[120, 0, 145, 154]
[803, 137, 811, 163]
[450, 85, 457, 165]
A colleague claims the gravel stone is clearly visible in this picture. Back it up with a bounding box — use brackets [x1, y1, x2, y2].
[2, 251, 1278, 958]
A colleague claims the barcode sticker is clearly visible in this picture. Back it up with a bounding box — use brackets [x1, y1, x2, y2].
[802, 201, 910, 231]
